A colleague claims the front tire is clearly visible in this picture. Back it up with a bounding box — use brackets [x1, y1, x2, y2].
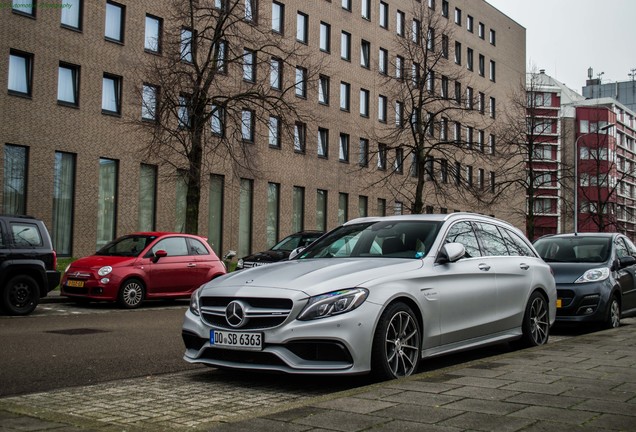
[371, 302, 421, 380]
[2, 275, 40, 316]
[603, 296, 621, 329]
[118, 279, 145, 309]
[517, 291, 550, 348]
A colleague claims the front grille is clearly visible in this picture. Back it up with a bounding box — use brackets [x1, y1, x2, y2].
[200, 296, 294, 330]
[243, 261, 269, 268]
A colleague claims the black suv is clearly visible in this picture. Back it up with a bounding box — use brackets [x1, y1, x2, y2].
[0, 215, 60, 315]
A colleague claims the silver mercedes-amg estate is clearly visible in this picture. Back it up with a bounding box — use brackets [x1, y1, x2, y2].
[182, 213, 556, 379]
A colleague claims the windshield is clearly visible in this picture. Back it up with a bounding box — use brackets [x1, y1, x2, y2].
[271, 233, 321, 252]
[533, 236, 611, 263]
[95, 235, 156, 257]
[297, 221, 442, 259]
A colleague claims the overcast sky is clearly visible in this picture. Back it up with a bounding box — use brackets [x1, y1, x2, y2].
[486, 0, 636, 92]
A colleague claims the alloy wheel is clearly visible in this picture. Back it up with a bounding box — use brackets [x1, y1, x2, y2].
[384, 311, 420, 377]
[529, 296, 549, 345]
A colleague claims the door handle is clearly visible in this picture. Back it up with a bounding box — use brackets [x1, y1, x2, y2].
[187, 263, 197, 268]
[520, 263, 530, 270]
[478, 263, 491, 271]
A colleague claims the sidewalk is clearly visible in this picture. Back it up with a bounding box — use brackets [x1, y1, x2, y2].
[2, 320, 635, 431]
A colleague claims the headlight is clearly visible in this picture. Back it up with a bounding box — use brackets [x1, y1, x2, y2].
[297, 288, 369, 321]
[575, 267, 610, 283]
[236, 259, 244, 269]
[189, 288, 201, 316]
[98, 266, 113, 276]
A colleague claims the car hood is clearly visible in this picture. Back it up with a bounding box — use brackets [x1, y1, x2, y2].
[241, 250, 289, 263]
[205, 258, 424, 296]
[548, 262, 610, 284]
[69, 255, 137, 269]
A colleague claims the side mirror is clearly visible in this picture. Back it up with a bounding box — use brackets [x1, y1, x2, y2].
[619, 256, 636, 269]
[436, 243, 466, 265]
[153, 249, 168, 263]
[289, 247, 305, 260]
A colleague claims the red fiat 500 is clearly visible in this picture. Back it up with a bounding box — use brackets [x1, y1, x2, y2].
[61, 232, 226, 308]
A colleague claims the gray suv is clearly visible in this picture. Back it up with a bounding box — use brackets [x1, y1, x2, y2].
[0, 215, 61, 315]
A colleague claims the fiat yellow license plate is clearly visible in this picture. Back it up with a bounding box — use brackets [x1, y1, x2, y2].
[67, 280, 85, 287]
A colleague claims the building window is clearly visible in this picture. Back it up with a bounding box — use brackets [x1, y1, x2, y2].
[57, 63, 80, 106]
[320, 21, 331, 52]
[441, 0, 448, 18]
[489, 29, 496, 45]
[208, 174, 224, 255]
[394, 201, 403, 215]
[379, 48, 388, 74]
[377, 198, 386, 216]
[379, 2, 388, 29]
[8, 50, 33, 96]
[359, 196, 368, 217]
[454, 121, 461, 143]
[341, 31, 351, 61]
[478, 22, 485, 39]
[489, 134, 495, 154]
[489, 97, 496, 118]
[454, 41, 461, 65]
[396, 10, 405, 37]
[144, 14, 162, 53]
[267, 182, 280, 248]
[454, 81, 461, 104]
[243, 49, 256, 82]
[294, 122, 306, 153]
[378, 95, 387, 123]
[454, 7, 461, 25]
[272, 1, 284, 33]
[292, 186, 305, 232]
[478, 54, 485, 77]
[295, 66, 307, 97]
[454, 162, 462, 185]
[440, 117, 448, 140]
[412, 19, 421, 44]
[318, 128, 329, 158]
[270, 57, 282, 90]
[395, 101, 403, 127]
[441, 34, 448, 58]
[141, 84, 157, 121]
[211, 104, 225, 136]
[339, 133, 350, 162]
[12, 0, 35, 16]
[318, 75, 330, 105]
[138, 163, 156, 231]
[467, 48, 473, 71]
[361, 40, 371, 68]
[342, 0, 351, 11]
[297, 12, 308, 44]
[96, 158, 118, 249]
[180, 27, 193, 62]
[467, 15, 473, 32]
[3, 144, 28, 215]
[359, 88, 370, 117]
[316, 189, 327, 231]
[105, 1, 125, 43]
[244, 0, 257, 22]
[466, 86, 473, 109]
[52, 152, 76, 255]
[61, 0, 82, 29]
[359, 138, 369, 167]
[411, 62, 420, 85]
[395, 55, 404, 79]
[178, 95, 191, 128]
[102, 73, 121, 115]
[489, 60, 496, 81]
[490, 171, 496, 193]
[361, 0, 371, 19]
[466, 126, 473, 148]
[241, 109, 254, 142]
[426, 69, 435, 93]
[338, 193, 348, 224]
[427, 27, 435, 51]
[215, 40, 227, 72]
[394, 147, 403, 174]
[238, 178, 253, 257]
[268, 116, 281, 148]
[340, 81, 350, 111]
[440, 159, 448, 183]
[478, 129, 484, 152]
[378, 143, 387, 170]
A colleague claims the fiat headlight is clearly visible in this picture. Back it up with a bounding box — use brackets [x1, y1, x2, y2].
[297, 288, 369, 321]
[189, 289, 201, 316]
[575, 267, 610, 283]
[98, 266, 112, 277]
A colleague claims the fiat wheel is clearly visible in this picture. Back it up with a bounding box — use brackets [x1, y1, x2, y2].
[118, 279, 145, 309]
[372, 302, 421, 380]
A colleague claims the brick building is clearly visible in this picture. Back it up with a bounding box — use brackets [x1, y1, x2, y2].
[1, 0, 526, 258]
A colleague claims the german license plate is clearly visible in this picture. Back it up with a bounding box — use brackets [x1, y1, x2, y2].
[67, 280, 84, 287]
[556, 298, 562, 308]
[210, 330, 263, 351]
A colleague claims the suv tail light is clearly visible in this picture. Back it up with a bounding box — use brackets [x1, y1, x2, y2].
[52, 250, 58, 271]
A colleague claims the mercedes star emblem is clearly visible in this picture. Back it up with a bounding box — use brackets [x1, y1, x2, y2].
[225, 300, 248, 328]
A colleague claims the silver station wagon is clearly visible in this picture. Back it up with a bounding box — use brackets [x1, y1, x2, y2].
[182, 213, 556, 379]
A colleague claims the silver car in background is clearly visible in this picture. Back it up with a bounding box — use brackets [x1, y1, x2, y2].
[183, 214, 556, 379]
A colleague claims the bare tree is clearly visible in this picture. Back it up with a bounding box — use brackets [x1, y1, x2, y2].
[363, 0, 496, 214]
[134, 0, 321, 233]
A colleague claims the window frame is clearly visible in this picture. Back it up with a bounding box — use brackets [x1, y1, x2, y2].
[101, 73, 122, 115]
[8, 50, 34, 97]
[104, 0, 125, 43]
[144, 14, 162, 53]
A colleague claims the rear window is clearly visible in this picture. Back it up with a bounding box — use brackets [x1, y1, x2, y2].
[10, 222, 43, 247]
